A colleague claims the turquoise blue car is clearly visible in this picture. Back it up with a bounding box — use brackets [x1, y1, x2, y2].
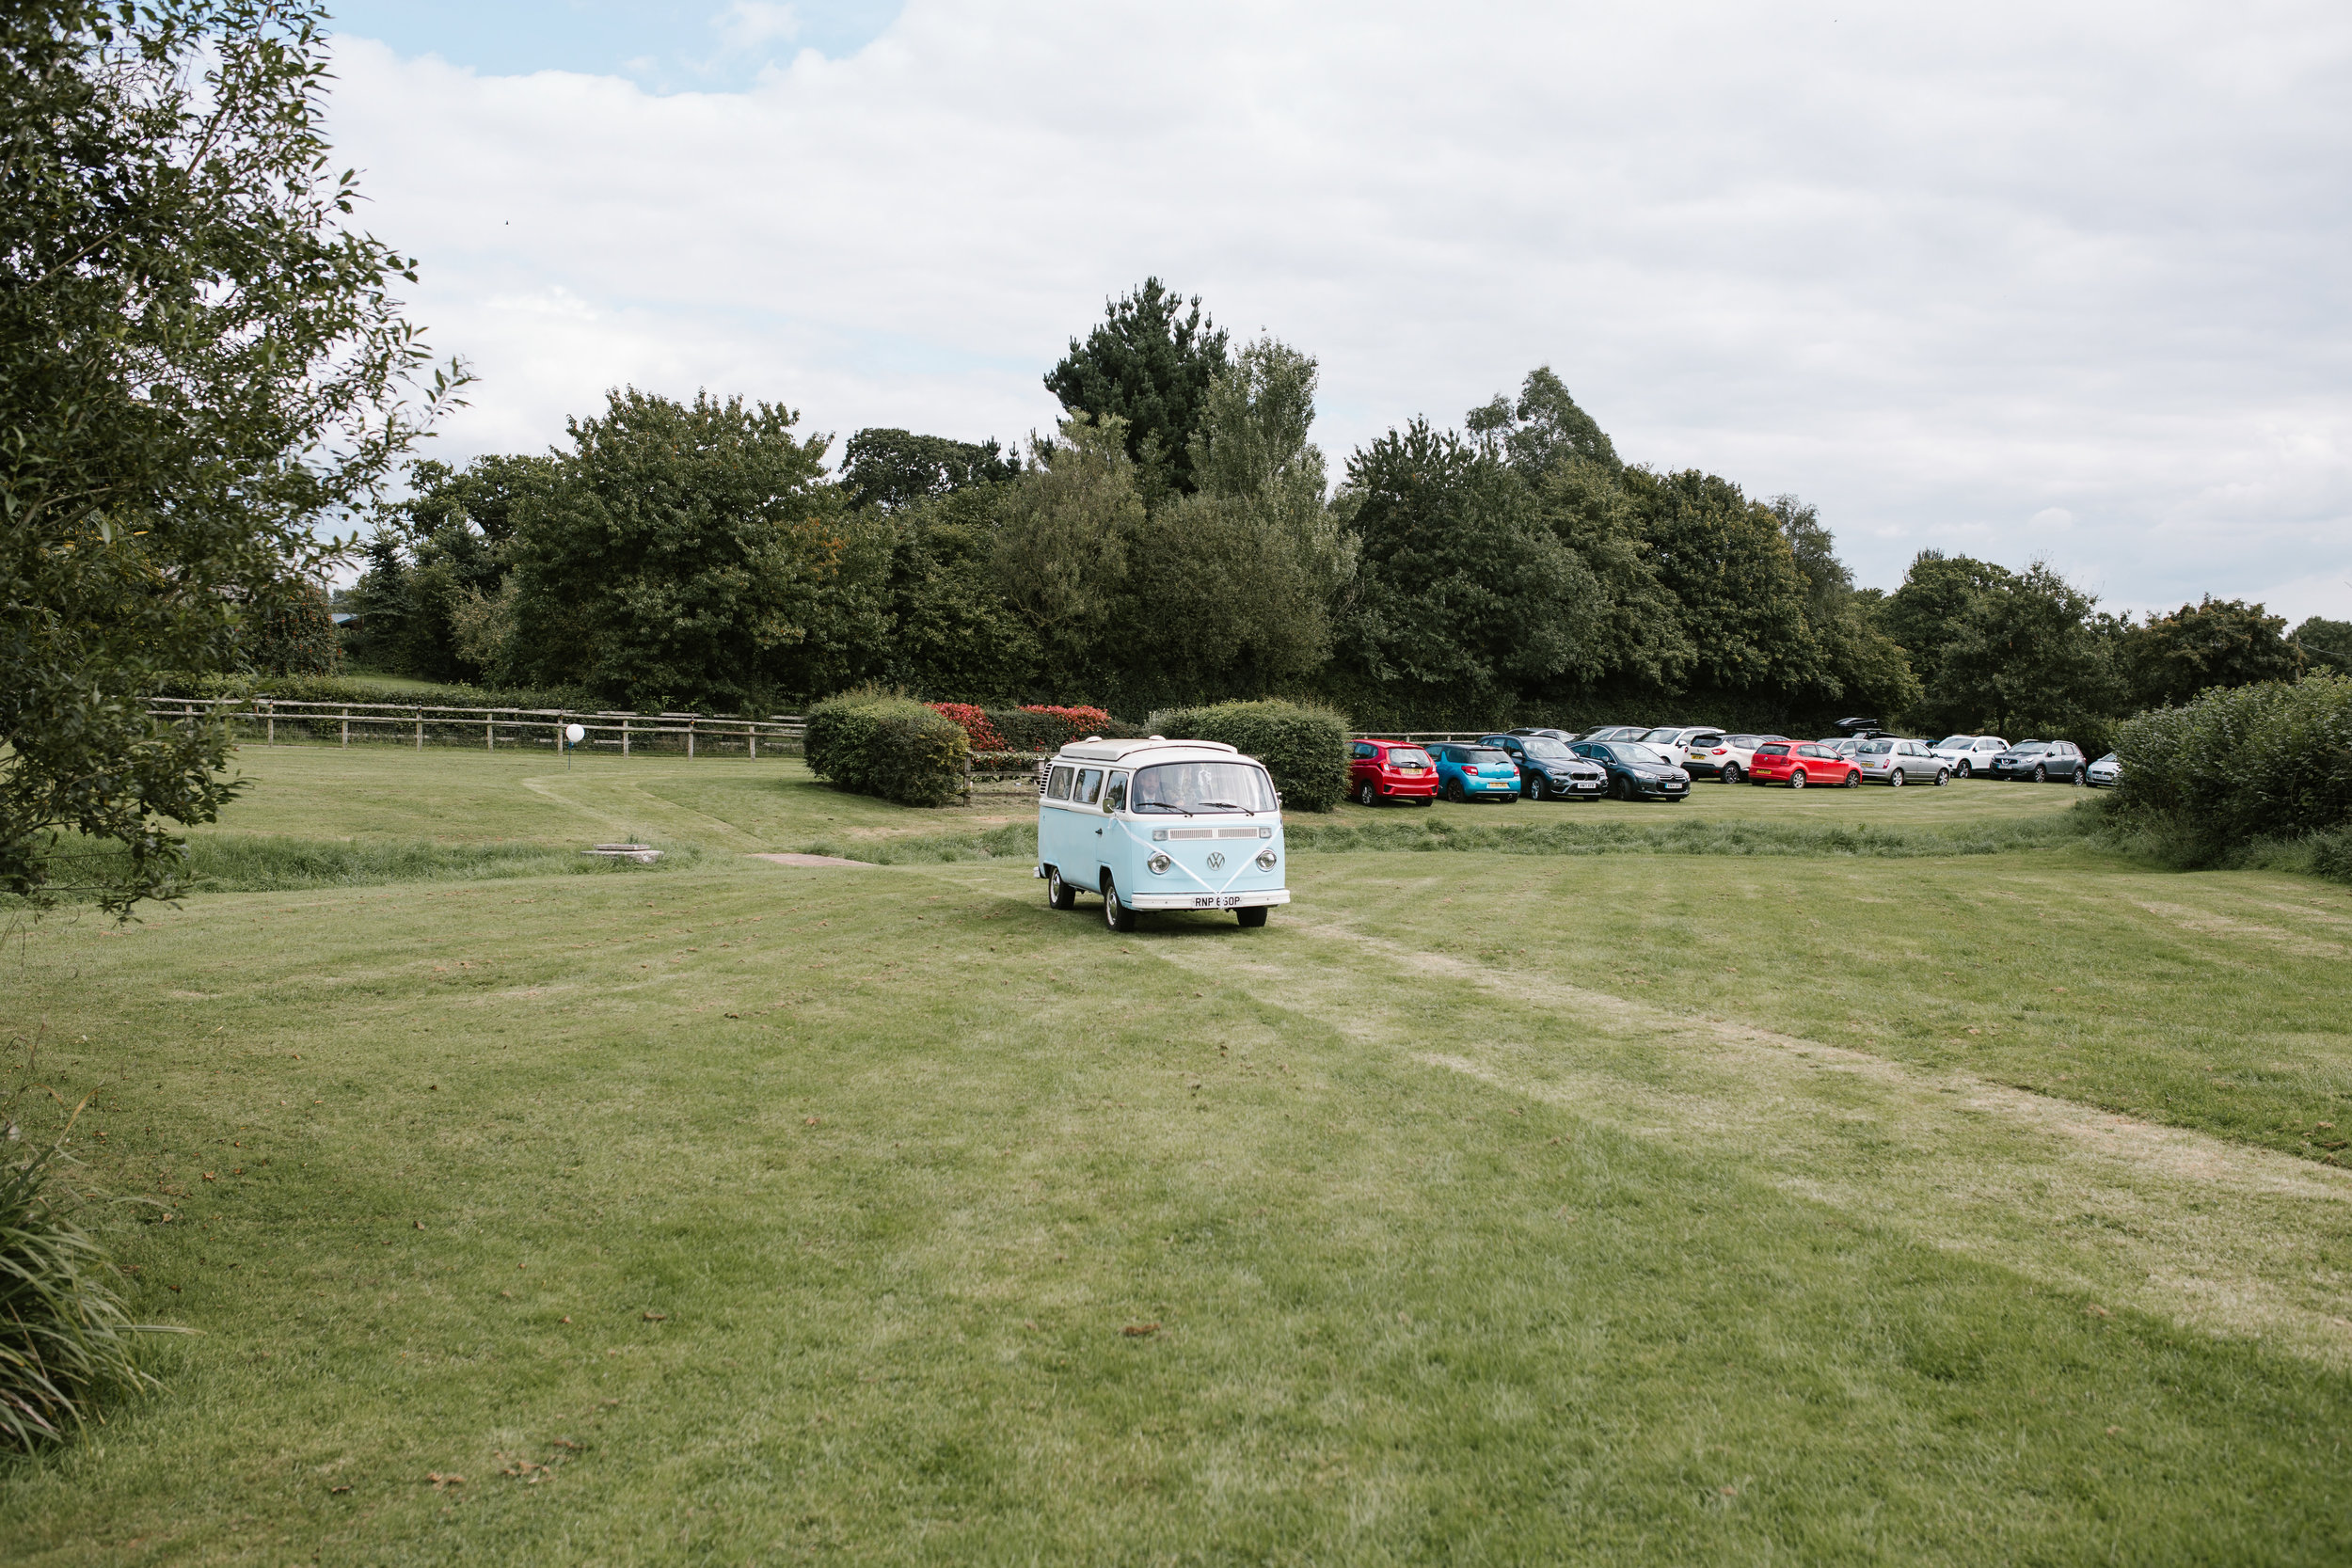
[1429, 741, 1522, 804]
[1035, 737, 1290, 931]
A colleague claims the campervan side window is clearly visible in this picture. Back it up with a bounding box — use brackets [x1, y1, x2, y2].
[1047, 766, 1073, 801]
[1103, 771, 1129, 812]
[1075, 768, 1104, 805]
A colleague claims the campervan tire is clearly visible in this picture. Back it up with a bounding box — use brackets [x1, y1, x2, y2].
[1236, 907, 1269, 928]
[1101, 873, 1137, 933]
[1045, 867, 1076, 910]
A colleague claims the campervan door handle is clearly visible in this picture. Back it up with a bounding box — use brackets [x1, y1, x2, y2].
[1094, 828, 1103, 836]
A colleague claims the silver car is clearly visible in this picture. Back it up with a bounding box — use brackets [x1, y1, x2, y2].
[1928, 735, 2010, 778]
[2086, 752, 2122, 787]
[1851, 736, 1950, 786]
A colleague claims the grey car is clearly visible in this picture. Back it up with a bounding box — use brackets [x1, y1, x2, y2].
[1850, 736, 1950, 787]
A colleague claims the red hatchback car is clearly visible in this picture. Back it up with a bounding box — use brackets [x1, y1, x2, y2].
[1348, 738, 1439, 806]
[1747, 740, 1861, 789]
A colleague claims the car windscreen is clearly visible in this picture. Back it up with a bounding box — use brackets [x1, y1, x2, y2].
[1461, 749, 1511, 766]
[1597, 744, 1655, 764]
[1389, 748, 1432, 767]
[2010, 741, 2048, 752]
[1131, 761, 1279, 815]
[1640, 728, 1684, 743]
[1519, 739, 1574, 760]
[1757, 743, 1789, 755]
[1854, 739, 1894, 754]
[1934, 736, 1973, 750]
[1726, 734, 1771, 748]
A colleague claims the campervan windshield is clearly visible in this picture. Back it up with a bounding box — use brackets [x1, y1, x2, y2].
[1130, 761, 1279, 816]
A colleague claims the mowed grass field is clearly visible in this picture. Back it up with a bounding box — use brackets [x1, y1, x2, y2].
[4, 746, 2349, 1563]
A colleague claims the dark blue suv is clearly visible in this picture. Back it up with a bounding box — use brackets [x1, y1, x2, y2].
[1481, 734, 1607, 801]
[1568, 739, 1692, 801]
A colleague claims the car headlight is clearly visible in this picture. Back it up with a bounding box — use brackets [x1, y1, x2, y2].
[1147, 852, 1171, 875]
[1254, 848, 1278, 872]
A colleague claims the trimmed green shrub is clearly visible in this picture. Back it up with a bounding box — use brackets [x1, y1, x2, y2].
[1149, 700, 1351, 812]
[2109, 675, 2352, 857]
[1, 1138, 166, 1448]
[804, 691, 972, 807]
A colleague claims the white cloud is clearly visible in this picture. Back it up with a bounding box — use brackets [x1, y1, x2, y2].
[714, 3, 800, 51]
[325, 0, 2352, 617]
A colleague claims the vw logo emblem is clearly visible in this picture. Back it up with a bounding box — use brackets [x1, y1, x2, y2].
[1205, 851, 1226, 871]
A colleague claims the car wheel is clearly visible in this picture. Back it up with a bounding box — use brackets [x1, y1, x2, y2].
[1236, 906, 1269, 928]
[1356, 780, 1377, 807]
[1790, 768, 1807, 789]
[1444, 778, 1466, 803]
[1935, 768, 1949, 786]
[1045, 866, 1076, 911]
[1843, 769, 1860, 787]
[1956, 761, 1971, 779]
[1417, 796, 1435, 808]
[2032, 764, 2046, 784]
[2069, 766, 2084, 787]
[1101, 872, 1136, 932]
[1887, 767, 1904, 788]
[1530, 775, 1549, 801]
[1722, 763, 1743, 784]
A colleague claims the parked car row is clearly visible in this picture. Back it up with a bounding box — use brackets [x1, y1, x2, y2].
[1346, 726, 2103, 803]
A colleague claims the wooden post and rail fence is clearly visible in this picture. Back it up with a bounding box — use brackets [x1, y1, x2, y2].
[147, 696, 806, 758]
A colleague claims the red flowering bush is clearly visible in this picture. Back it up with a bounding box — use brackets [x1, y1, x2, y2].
[927, 702, 1006, 752]
[1019, 705, 1114, 747]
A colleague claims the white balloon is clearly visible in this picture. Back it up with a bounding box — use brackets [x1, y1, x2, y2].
[564, 723, 585, 743]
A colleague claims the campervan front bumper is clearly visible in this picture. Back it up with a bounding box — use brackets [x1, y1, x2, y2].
[1126, 887, 1292, 911]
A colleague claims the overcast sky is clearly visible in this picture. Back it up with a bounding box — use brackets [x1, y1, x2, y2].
[323, 0, 2352, 621]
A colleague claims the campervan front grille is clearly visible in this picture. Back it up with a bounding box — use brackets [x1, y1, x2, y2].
[1163, 826, 1268, 841]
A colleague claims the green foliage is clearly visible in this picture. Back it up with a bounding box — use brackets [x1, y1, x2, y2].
[151, 671, 604, 712]
[505, 389, 843, 711]
[0, 1134, 165, 1449]
[1042, 278, 1229, 501]
[0, 0, 464, 914]
[2121, 595, 2300, 709]
[1617, 467, 1826, 699]
[874, 486, 1041, 701]
[803, 691, 972, 807]
[1466, 366, 1621, 477]
[1341, 420, 1608, 707]
[2292, 616, 2352, 674]
[2108, 675, 2352, 859]
[233, 578, 341, 676]
[1147, 699, 1350, 812]
[1885, 553, 2121, 747]
[345, 454, 558, 683]
[840, 429, 1017, 512]
[990, 415, 1142, 677]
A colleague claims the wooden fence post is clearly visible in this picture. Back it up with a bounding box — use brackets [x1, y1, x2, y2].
[486, 714, 495, 751]
[749, 724, 757, 761]
[264, 701, 274, 745]
[414, 707, 423, 750]
[621, 718, 630, 757]
[341, 707, 349, 748]
[687, 720, 695, 760]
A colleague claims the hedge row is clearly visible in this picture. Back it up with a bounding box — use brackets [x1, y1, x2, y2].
[152, 671, 606, 712]
[804, 691, 972, 807]
[2110, 674, 2352, 854]
[1149, 700, 1351, 813]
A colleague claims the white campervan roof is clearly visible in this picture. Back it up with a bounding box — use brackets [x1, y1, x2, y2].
[1054, 736, 1240, 764]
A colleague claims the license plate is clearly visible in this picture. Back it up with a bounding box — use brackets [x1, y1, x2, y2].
[1666, 782, 1685, 790]
[1192, 895, 1243, 909]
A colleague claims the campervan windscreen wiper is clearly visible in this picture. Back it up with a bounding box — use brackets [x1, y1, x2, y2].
[1133, 800, 1192, 815]
[1199, 800, 1245, 811]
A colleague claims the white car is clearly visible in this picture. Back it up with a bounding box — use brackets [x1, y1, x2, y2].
[1928, 735, 2010, 778]
[1641, 725, 1718, 769]
[2086, 752, 2122, 787]
[1685, 731, 1791, 784]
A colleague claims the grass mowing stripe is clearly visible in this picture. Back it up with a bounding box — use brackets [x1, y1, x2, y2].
[794, 810, 2099, 865]
[7, 835, 700, 902]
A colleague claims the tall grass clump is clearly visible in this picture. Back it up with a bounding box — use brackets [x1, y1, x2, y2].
[1149, 700, 1351, 812]
[2109, 675, 2352, 879]
[1, 1135, 165, 1449]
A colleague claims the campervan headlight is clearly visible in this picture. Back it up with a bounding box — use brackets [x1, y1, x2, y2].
[1254, 847, 1279, 872]
[1147, 853, 1172, 875]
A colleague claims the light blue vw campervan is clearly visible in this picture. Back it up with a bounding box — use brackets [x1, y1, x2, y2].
[1035, 737, 1290, 932]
